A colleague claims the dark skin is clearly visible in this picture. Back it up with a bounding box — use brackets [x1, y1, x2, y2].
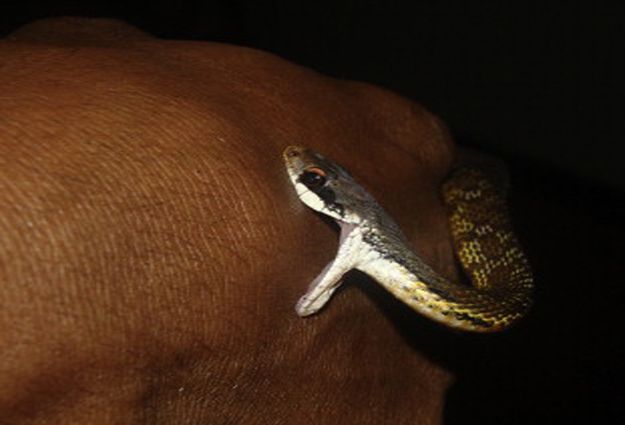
[0, 18, 465, 424]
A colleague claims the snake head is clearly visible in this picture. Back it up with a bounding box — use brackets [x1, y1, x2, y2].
[283, 146, 375, 225]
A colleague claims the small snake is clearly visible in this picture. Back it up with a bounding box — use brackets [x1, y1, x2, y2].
[283, 146, 533, 332]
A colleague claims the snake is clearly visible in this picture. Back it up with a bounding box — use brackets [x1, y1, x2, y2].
[283, 146, 533, 332]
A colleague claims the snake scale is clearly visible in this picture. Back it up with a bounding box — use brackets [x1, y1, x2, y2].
[283, 146, 533, 332]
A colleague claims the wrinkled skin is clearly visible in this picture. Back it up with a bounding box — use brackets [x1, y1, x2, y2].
[0, 18, 465, 424]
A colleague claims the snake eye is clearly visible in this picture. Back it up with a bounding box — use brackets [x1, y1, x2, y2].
[299, 167, 327, 190]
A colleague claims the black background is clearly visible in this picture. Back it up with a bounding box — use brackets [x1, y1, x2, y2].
[1, 2, 623, 424]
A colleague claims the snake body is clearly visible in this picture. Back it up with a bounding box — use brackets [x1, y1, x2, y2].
[283, 146, 533, 332]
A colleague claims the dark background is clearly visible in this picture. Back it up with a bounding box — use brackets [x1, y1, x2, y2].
[1, 2, 623, 424]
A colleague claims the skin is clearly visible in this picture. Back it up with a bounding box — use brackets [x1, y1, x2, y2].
[0, 17, 467, 424]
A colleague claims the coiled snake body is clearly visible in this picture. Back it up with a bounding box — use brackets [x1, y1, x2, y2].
[283, 146, 533, 332]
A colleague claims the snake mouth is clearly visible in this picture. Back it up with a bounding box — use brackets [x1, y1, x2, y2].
[283, 145, 312, 170]
[283, 145, 328, 185]
[283, 145, 304, 159]
[283, 146, 305, 178]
